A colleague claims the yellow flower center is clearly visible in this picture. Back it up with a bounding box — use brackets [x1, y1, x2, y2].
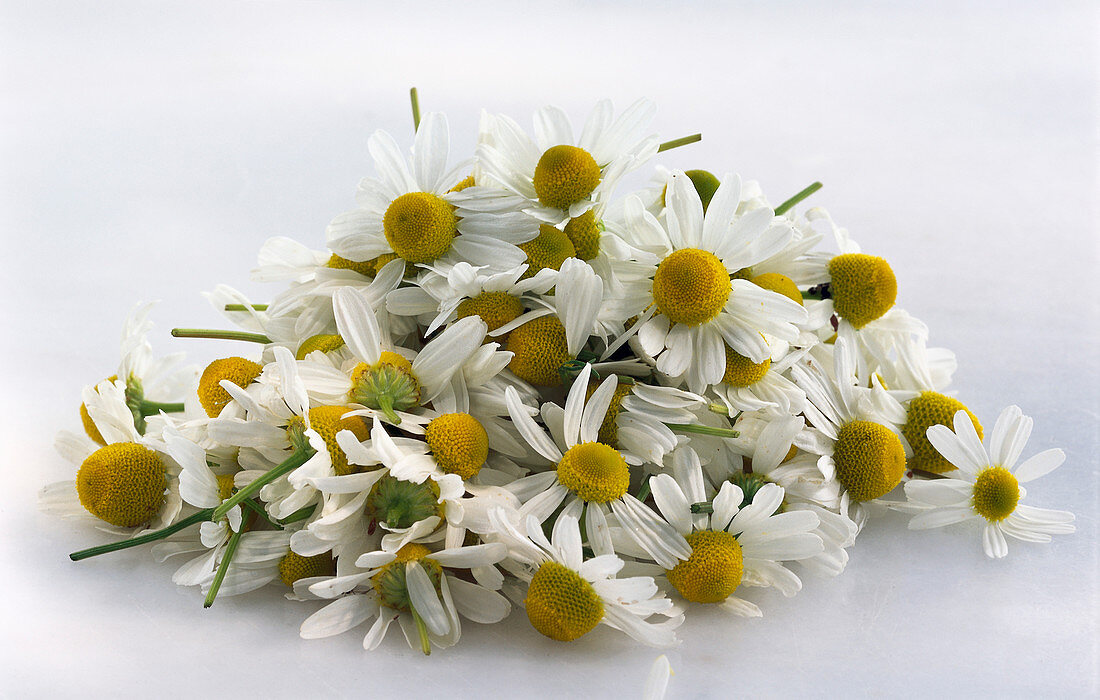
[215, 473, 236, 501]
[198, 357, 264, 418]
[371, 543, 443, 612]
[79, 374, 118, 446]
[556, 442, 630, 504]
[652, 248, 731, 326]
[902, 391, 983, 474]
[383, 192, 458, 264]
[505, 315, 571, 387]
[525, 560, 604, 641]
[972, 466, 1020, 522]
[751, 272, 803, 306]
[424, 412, 489, 480]
[456, 291, 525, 343]
[449, 174, 477, 192]
[76, 442, 166, 527]
[722, 347, 771, 387]
[586, 381, 633, 448]
[350, 351, 422, 420]
[665, 529, 744, 604]
[278, 551, 334, 587]
[532, 145, 601, 210]
[827, 253, 897, 329]
[307, 405, 371, 476]
[295, 333, 346, 360]
[833, 420, 907, 502]
[563, 209, 601, 261]
[518, 224, 576, 280]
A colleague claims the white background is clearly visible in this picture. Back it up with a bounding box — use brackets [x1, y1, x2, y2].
[1, 1, 1097, 697]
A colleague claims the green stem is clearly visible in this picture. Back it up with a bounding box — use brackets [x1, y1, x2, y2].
[171, 328, 271, 344]
[376, 394, 401, 425]
[801, 283, 831, 301]
[690, 501, 714, 514]
[239, 498, 283, 530]
[224, 303, 268, 312]
[410, 87, 421, 131]
[665, 423, 740, 439]
[636, 474, 653, 503]
[69, 508, 215, 561]
[708, 403, 730, 416]
[773, 181, 823, 216]
[212, 448, 315, 520]
[278, 505, 317, 526]
[138, 400, 186, 415]
[410, 606, 432, 655]
[657, 133, 702, 153]
[204, 525, 246, 608]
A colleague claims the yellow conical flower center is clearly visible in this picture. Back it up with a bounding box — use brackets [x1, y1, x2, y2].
[556, 442, 630, 504]
[296, 333, 346, 360]
[518, 224, 576, 280]
[76, 442, 166, 527]
[371, 543, 443, 612]
[383, 191, 457, 264]
[563, 209, 601, 261]
[972, 466, 1019, 522]
[79, 374, 118, 446]
[424, 412, 488, 480]
[278, 551, 334, 587]
[751, 272, 803, 306]
[665, 529, 744, 604]
[833, 420, 907, 502]
[525, 560, 604, 642]
[827, 253, 897, 329]
[306, 405, 370, 476]
[722, 347, 771, 387]
[532, 145, 601, 210]
[327, 252, 415, 279]
[215, 473, 236, 501]
[198, 357, 264, 418]
[449, 174, 476, 192]
[902, 391, 983, 474]
[586, 381, 633, 448]
[350, 351, 422, 420]
[506, 315, 571, 387]
[456, 291, 525, 343]
[652, 248, 731, 326]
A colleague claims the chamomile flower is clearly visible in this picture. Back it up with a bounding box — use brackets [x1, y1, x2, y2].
[326, 112, 534, 274]
[489, 509, 682, 647]
[902, 407, 1075, 558]
[711, 340, 809, 416]
[580, 378, 706, 466]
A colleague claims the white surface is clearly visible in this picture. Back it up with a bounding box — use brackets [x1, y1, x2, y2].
[1, 1, 1097, 697]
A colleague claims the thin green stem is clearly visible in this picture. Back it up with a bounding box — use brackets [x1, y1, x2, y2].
[708, 403, 730, 416]
[376, 394, 401, 425]
[224, 303, 268, 312]
[410, 606, 432, 656]
[171, 328, 271, 344]
[801, 284, 831, 301]
[690, 501, 714, 514]
[213, 448, 315, 520]
[204, 525, 246, 608]
[69, 508, 214, 561]
[657, 133, 702, 153]
[410, 87, 421, 131]
[665, 423, 740, 439]
[239, 498, 283, 530]
[636, 474, 653, 503]
[278, 505, 317, 526]
[138, 400, 186, 415]
[773, 181, 823, 216]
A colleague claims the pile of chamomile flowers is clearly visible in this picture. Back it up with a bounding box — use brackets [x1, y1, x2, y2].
[41, 92, 1076, 654]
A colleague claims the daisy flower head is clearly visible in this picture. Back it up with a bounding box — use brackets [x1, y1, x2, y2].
[475, 98, 659, 226]
[326, 111, 534, 276]
[903, 406, 1075, 558]
[489, 508, 682, 647]
[623, 171, 809, 393]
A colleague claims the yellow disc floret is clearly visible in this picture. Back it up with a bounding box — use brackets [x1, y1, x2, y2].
[278, 551, 334, 587]
[563, 209, 601, 261]
[215, 473, 236, 501]
[902, 392, 983, 474]
[424, 412, 489, 480]
[556, 442, 630, 504]
[383, 191, 457, 264]
[296, 333, 346, 360]
[827, 253, 897, 329]
[722, 347, 771, 387]
[307, 405, 370, 476]
[525, 560, 604, 642]
[972, 466, 1020, 522]
[449, 174, 476, 192]
[586, 381, 633, 448]
[833, 420, 907, 501]
[506, 315, 571, 387]
[532, 145, 601, 210]
[665, 529, 744, 604]
[751, 272, 803, 306]
[518, 224, 576, 280]
[456, 291, 525, 342]
[76, 442, 166, 527]
[79, 374, 119, 445]
[198, 357, 264, 418]
[652, 248, 731, 326]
